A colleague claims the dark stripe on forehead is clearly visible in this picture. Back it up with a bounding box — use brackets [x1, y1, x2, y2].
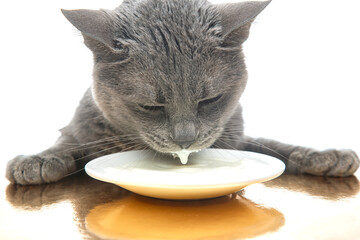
[156, 89, 166, 104]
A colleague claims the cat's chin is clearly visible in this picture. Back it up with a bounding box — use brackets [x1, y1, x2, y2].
[171, 149, 201, 165]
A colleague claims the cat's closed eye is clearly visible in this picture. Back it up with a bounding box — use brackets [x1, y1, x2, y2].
[138, 104, 164, 112]
[198, 94, 222, 109]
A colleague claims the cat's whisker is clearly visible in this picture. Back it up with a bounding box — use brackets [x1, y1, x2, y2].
[218, 136, 289, 163]
[149, 149, 160, 163]
[213, 138, 262, 161]
[62, 135, 121, 145]
[220, 129, 245, 134]
[55, 133, 146, 155]
[63, 167, 85, 179]
[72, 142, 146, 162]
[212, 138, 267, 163]
[216, 135, 325, 169]
[111, 146, 152, 172]
[212, 138, 238, 151]
[120, 143, 147, 152]
[208, 144, 233, 162]
[64, 144, 150, 179]
[56, 139, 124, 155]
[73, 146, 121, 162]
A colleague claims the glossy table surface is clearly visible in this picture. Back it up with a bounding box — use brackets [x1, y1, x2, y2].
[1, 162, 359, 240]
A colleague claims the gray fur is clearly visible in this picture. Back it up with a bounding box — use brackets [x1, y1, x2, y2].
[6, 0, 359, 185]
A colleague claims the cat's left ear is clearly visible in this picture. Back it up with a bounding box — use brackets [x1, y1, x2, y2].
[61, 9, 117, 50]
[216, 0, 271, 48]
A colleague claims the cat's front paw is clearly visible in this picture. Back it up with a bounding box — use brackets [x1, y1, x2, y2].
[6, 154, 75, 185]
[287, 149, 359, 177]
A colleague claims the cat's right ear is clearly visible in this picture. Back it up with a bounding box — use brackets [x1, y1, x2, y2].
[216, 0, 271, 48]
[61, 9, 121, 52]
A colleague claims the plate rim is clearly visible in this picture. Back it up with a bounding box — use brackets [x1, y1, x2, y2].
[85, 149, 285, 188]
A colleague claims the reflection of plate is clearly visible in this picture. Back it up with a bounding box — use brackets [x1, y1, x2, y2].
[85, 149, 285, 200]
[86, 195, 285, 240]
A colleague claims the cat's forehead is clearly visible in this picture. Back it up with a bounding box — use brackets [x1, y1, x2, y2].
[110, 0, 242, 102]
[114, 0, 223, 57]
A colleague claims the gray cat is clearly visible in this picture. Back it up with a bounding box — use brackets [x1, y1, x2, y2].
[6, 0, 359, 185]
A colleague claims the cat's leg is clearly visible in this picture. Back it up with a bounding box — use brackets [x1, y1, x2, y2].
[6, 135, 82, 185]
[216, 136, 359, 177]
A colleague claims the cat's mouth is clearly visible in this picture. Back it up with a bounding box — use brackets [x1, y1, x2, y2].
[171, 149, 201, 165]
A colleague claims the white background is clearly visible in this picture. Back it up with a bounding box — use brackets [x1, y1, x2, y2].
[0, 0, 359, 166]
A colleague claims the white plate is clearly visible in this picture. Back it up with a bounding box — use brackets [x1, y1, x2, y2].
[85, 149, 285, 200]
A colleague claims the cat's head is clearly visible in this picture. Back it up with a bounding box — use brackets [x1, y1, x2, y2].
[62, 0, 270, 155]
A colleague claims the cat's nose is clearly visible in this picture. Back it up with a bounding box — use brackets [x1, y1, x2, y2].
[172, 121, 198, 149]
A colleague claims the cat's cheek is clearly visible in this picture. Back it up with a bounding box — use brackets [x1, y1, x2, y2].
[197, 127, 224, 148]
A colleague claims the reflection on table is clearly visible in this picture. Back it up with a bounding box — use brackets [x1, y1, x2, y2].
[86, 194, 284, 240]
[3, 171, 360, 240]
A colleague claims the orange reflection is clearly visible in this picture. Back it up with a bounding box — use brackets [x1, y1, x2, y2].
[86, 194, 284, 240]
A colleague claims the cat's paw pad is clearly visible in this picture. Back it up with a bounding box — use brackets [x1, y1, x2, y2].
[287, 149, 359, 177]
[6, 154, 73, 185]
